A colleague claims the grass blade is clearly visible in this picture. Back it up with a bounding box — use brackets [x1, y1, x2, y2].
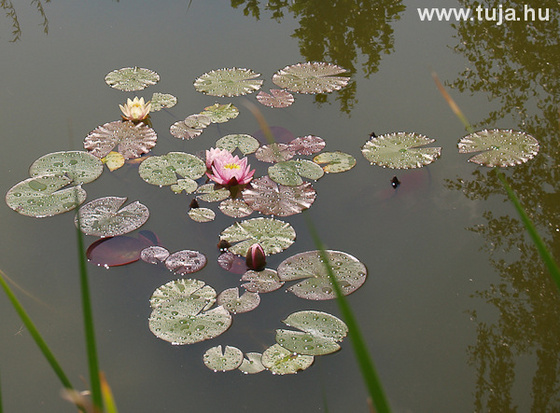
[100, 372, 118, 413]
[303, 213, 392, 413]
[432, 71, 473, 133]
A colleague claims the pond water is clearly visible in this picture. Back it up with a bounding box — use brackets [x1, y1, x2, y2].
[0, 1, 559, 412]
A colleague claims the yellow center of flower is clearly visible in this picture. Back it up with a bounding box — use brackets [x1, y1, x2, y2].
[223, 163, 241, 170]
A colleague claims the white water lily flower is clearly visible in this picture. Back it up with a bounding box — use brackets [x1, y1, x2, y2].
[119, 97, 151, 121]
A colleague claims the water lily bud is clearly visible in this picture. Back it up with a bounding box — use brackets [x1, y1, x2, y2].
[246, 243, 266, 271]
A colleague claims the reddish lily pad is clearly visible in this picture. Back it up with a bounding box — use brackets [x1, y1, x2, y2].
[165, 250, 207, 274]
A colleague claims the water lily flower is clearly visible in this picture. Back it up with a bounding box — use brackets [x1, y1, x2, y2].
[205, 147, 233, 169]
[119, 97, 151, 121]
[246, 243, 266, 271]
[207, 155, 255, 187]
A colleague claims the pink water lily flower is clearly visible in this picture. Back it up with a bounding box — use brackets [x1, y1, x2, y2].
[207, 155, 255, 186]
[205, 147, 233, 169]
[119, 97, 151, 121]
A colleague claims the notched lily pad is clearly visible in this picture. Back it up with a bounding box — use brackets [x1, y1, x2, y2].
[139, 152, 206, 186]
[75, 196, 149, 237]
[86, 231, 157, 267]
[277, 250, 367, 300]
[84, 121, 157, 160]
[261, 344, 314, 375]
[200, 103, 239, 123]
[272, 62, 349, 94]
[241, 269, 284, 293]
[203, 345, 244, 372]
[313, 151, 356, 173]
[141, 245, 170, 264]
[149, 278, 215, 310]
[6, 175, 86, 217]
[288, 135, 325, 155]
[164, 250, 207, 274]
[188, 207, 216, 223]
[105, 67, 160, 91]
[256, 89, 294, 108]
[458, 129, 539, 167]
[361, 132, 441, 169]
[255, 143, 294, 163]
[238, 352, 266, 374]
[196, 184, 230, 203]
[194, 68, 263, 97]
[217, 287, 260, 314]
[170, 120, 204, 140]
[29, 151, 103, 184]
[216, 134, 260, 155]
[218, 198, 253, 218]
[219, 217, 296, 256]
[150, 93, 177, 111]
[268, 159, 324, 186]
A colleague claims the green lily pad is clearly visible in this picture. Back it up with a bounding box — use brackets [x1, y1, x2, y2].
[196, 184, 230, 203]
[458, 129, 539, 167]
[148, 279, 232, 345]
[219, 217, 296, 256]
[272, 62, 349, 94]
[277, 250, 367, 300]
[139, 152, 206, 186]
[170, 178, 198, 194]
[218, 198, 253, 218]
[170, 120, 204, 140]
[104, 67, 160, 91]
[200, 103, 239, 123]
[6, 175, 86, 217]
[241, 269, 284, 293]
[361, 132, 441, 169]
[29, 151, 103, 184]
[75, 196, 149, 237]
[185, 114, 212, 129]
[217, 287, 260, 314]
[261, 344, 314, 375]
[203, 345, 244, 372]
[84, 121, 158, 160]
[216, 134, 260, 155]
[238, 352, 266, 374]
[313, 151, 356, 173]
[276, 330, 341, 356]
[268, 159, 324, 186]
[150, 93, 177, 111]
[194, 68, 263, 97]
[255, 143, 294, 163]
[188, 207, 216, 223]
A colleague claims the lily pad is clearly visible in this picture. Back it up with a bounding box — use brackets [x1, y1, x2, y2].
[139, 152, 206, 186]
[241, 269, 284, 293]
[255, 143, 294, 163]
[458, 129, 539, 167]
[194, 68, 263, 97]
[242, 176, 316, 217]
[188, 207, 216, 223]
[219, 217, 296, 256]
[217, 287, 260, 314]
[256, 89, 294, 108]
[148, 279, 231, 345]
[203, 345, 244, 372]
[75, 196, 149, 237]
[313, 151, 356, 173]
[288, 135, 325, 155]
[238, 352, 266, 374]
[361, 132, 441, 169]
[84, 121, 157, 160]
[150, 93, 177, 111]
[277, 250, 367, 300]
[104, 67, 160, 91]
[276, 330, 341, 356]
[164, 250, 207, 274]
[86, 231, 158, 267]
[261, 344, 314, 375]
[185, 114, 212, 129]
[196, 184, 230, 203]
[141, 246, 170, 264]
[218, 198, 253, 218]
[268, 159, 324, 186]
[170, 178, 198, 194]
[6, 175, 86, 217]
[29, 151, 103, 184]
[217, 252, 248, 274]
[216, 134, 260, 155]
[102, 152, 126, 172]
[200, 103, 239, 123]
[272, 62, 349, 94]
[170, 120, 204, 140]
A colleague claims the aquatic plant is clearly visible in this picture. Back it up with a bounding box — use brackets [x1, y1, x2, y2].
[119, 96, 151, 122]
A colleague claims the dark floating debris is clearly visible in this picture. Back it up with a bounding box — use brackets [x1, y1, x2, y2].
[391, 176, 400, 189]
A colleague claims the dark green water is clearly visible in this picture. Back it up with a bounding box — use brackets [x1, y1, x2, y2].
[0, 1, 559, 411]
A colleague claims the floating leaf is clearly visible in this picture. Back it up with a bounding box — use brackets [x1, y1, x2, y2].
[313, 151, 356, 173]
[217, 252, 247, 274]
[170, 178, 198, 194]
[361, 132, 441, 169]
[196, 184, 230, 202]
[458, 129, 539, 167]
[272, 62, 349, 94]
[86, 231, 157, 267]
[141, 246, 170, 264]
[255, 143, 294, 163]
[29, 151, 103, 184]
[102, 151, 125, 172]
[216, 134, 260, 155]
[256, 89, 294, 108]
[261, 344, 314, 375]
[75, 196, 149, 237]
[200, 103, 239, 123]
[104, 67, 160, 91]
[268, 159, 324, 186]
[253, 126, 295, 144]
[241, 269, 284, 293]
[219, 217, 296, 256]
[6, 175, 86, 217]
[276, 310, 348, 356]
[170, 120, 204, 140]
[164, 250, 207, 274]
[277, 250, 367, 300]
[217, 287, 260, 314]
[194, 68, 263, 97]
[150, 93, 177, 111]
[218, 198, 253, 218]
[238, 352, 266, 374]
[242, 176, 316, 217]
[203, 345, 244, 372]
[188, 207, 216, 223]
[139, 152, 206, 186]
[148, 279, 231, 345]
[84, 121, 157, 160]
[288, 135, 325, 155]
[185, 114, 212, 129]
